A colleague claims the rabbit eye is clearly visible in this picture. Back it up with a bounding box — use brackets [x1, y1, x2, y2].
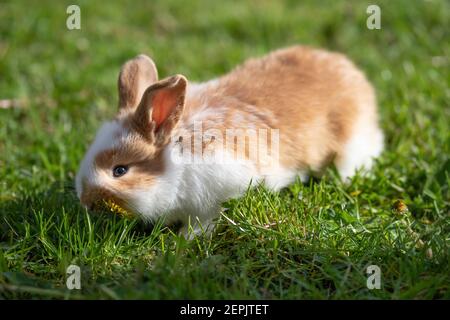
[113, 165, 128, 177]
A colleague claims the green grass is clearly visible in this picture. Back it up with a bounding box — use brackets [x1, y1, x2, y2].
[0, 0, 449, 299]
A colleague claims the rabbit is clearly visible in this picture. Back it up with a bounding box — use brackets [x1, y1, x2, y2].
[75, 45, 384, 236]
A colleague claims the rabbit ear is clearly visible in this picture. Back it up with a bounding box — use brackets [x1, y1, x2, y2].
[133, 75, 187, 144]
[118, 54, 158, 110]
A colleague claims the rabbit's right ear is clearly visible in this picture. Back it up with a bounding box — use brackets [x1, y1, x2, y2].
[118, 54, 159, 110]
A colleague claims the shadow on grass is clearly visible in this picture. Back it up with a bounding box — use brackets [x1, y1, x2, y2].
[1, 179, 165, 235]
[0, 179, 168, 298]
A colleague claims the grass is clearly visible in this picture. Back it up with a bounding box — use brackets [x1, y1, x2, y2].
[0, 0, 449, 299]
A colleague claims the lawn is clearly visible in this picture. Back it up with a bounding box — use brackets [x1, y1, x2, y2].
[0, 0, 448, 299]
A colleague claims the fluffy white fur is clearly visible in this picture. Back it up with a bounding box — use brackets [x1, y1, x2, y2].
[75, 121, 123, 198]
[336, 113, 384, 180]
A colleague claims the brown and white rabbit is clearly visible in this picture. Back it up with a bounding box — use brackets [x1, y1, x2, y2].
[76, 46, 383, 235]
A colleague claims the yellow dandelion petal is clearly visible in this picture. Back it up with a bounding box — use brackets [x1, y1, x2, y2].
[102, 199, 133, 218]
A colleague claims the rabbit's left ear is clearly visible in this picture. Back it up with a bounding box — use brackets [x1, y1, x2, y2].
[133, 74, 187, 144]
[118, 54, 159, 110]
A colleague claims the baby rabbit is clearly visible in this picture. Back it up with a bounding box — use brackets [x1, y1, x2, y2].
[76, 46, 383, 235]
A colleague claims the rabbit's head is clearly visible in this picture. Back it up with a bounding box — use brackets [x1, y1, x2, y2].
[75, 55, 187, 222]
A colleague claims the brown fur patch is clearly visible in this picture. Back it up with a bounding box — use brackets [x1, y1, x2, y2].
[177, 45, 378, 174]
[94, 139, 164, 186]
[80, 183, 124, 210]
[118, 54, 158, 110]
[80, 133, 165, 209]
